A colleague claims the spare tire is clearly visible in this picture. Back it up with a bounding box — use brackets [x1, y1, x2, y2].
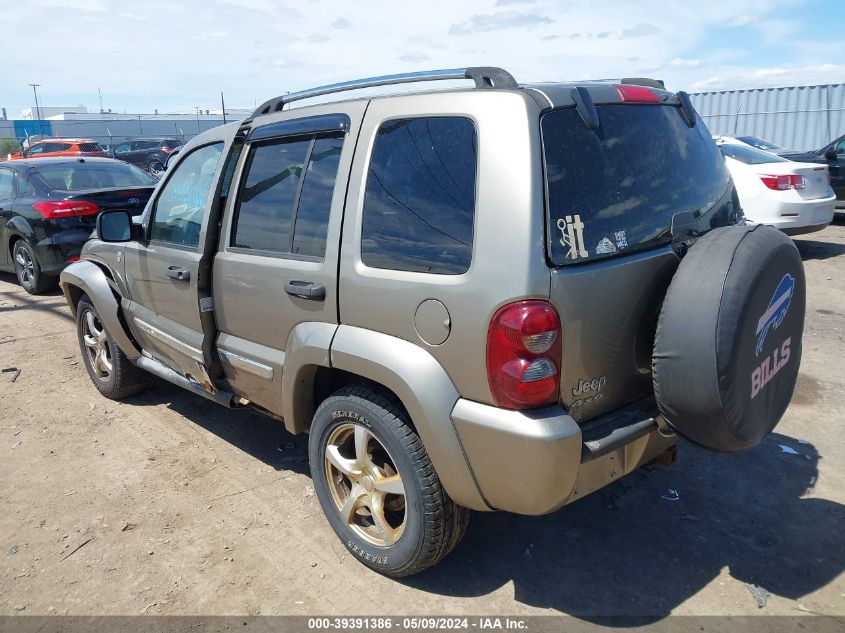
[653, 225, 805, 453]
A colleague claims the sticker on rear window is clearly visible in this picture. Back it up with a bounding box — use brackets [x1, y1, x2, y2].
[556, 215, 588, 260]
[614, 229, 628, 249]
[595, 237, 616, 255]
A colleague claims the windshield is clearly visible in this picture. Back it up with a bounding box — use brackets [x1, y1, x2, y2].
[542, 104, 733, 266]
[719, 142, 789, 165]
[736, 136, 786, 151]
[33, 161, 156, 191]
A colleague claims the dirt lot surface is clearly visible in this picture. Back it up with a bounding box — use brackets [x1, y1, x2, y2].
[1, 222, 843, 619]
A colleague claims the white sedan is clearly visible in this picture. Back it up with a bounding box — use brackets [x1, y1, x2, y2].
[715, 136, 836, 235]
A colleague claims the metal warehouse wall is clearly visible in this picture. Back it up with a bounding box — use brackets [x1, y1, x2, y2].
[0, 118, 228, 145]
[690, 83, 845, 152]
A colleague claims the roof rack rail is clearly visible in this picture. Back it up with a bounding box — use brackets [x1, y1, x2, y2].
[248, 66, 518, 120]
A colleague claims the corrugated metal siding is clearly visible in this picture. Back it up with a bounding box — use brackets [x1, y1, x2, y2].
[690, 84, 845, 152]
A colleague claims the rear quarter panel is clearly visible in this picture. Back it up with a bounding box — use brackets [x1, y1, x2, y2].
[338, 90, 549, 404]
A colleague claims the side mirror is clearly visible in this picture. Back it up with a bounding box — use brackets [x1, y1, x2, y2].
[97, 209, 135, 242]
[824, 148, 837, 160]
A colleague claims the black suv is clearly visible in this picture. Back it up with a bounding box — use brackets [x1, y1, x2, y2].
[111, 138, 183, 176]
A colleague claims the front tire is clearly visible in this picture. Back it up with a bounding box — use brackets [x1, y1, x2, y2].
[309, 386, 469, 577]
[76, 295, 148, 399]
[13, 240, 55, 294]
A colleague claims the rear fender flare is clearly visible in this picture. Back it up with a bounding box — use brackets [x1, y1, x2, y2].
[329, 325, 489, 511]
[5, 217, 35, 253]
[281, 321, 337, 435]
[59, 260, 141, 360]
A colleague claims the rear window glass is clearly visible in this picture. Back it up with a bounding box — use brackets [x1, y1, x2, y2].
[542, 105, 732, 266]
[736, 136, 786, 152]
[719, 142, 788, 165]
[78, 143, 103, 152]
[361, 117, 476, 275]
[34, 162, 157, 190]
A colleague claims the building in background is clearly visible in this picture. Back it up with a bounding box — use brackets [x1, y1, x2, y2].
[690, 83, 845, 151]
[20, 105, 89, 119]
[0, 107, 253, 148]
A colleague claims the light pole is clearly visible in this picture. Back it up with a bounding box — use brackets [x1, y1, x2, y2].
[27, 83, 43, 137]
[195, 106, 201, 134]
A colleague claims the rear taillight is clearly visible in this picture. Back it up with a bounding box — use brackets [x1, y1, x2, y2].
[32, 200, 99, 219]
[487, 300, 562, 409]
[614, 84, 661, 104]
[160, 146, 173, 152]
[760, 174, 805, 191]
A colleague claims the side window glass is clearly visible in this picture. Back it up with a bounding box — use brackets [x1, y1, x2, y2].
[15, 173, 34, 196]
[836, 140, 845, 155]
[361, 117, 477, 274]
[150, 143, 224, 247]
[231, 138, 310, 252]
[28, 144, 45, 155]
[220, 143, 243, 198]
[0, 170, 14, 198]
[292, 135, 343, 258]
[116, 143, 130, 154]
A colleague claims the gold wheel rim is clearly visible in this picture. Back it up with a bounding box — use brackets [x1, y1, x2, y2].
[324, 422, 406, 547]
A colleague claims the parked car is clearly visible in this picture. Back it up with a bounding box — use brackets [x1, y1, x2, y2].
[732, 135, 794, 155]
[0, 157, 156, 293]
[60, 68, 805, 577]
[780, 133, 845, 208]
[716, 136, 835, 235]
[110, 138, 183, 176]
[5, 138, 108, 161]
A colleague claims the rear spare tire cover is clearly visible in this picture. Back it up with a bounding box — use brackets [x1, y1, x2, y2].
[653, 225, 805, 453]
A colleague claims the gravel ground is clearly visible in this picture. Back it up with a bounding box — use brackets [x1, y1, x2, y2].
[1, 221, 843, 619]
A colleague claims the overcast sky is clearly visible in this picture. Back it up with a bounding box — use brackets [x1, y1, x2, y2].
[2, 0, 843, 116]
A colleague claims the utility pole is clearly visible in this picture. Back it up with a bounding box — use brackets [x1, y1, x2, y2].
[194, 106, 201, 133]
[27, 83, 43, 137]
[98, 86, 104, 113]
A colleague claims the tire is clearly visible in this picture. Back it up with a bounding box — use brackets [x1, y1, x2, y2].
[653, 225, 805, 452]
[13, 239, 56, 295]
[309, 386, 470, 577]
[76, 295, 148, 399]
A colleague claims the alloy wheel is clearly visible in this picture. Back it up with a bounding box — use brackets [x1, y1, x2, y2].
[81, 310, 113, 380]
[324, 423, 407, 546]
[14, 245, 34, 290]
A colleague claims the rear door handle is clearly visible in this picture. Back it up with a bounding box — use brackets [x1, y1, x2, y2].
[166, 266, 190, 282]
[284, 280, 325, 301]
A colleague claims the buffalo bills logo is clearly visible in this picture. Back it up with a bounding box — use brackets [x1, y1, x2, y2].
[755, 274, 794, 356]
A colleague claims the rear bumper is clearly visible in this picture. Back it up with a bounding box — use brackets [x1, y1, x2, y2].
[746, 196, 835, 235]
[451, 398, 676, 515]
[35, 229, 93, 274]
